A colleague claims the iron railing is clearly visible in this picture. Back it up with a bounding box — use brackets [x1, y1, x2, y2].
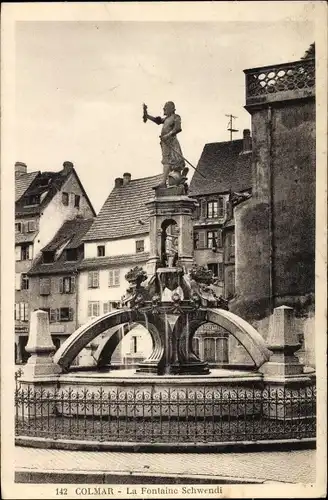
[15, 377, 316, 445]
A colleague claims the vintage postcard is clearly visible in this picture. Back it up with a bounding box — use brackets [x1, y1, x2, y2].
[1, 1, 327, 499]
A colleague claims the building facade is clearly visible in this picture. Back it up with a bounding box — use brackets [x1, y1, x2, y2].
[189, 131, 252, 364]
[26, 218, 94, 362]
[77, 173, 163, 365]
[15, 161, 95, 363]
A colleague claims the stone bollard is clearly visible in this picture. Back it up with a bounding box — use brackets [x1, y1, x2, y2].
[23, 310, 61, 378]
[16, 311, 61, 421]
[260, 306, 315, 420]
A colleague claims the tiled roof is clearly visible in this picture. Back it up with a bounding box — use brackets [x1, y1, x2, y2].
[15, 170, 71, 216]
[15, 231, 38, 245]
[15, 171, 40, 201]
[83, 174, 163, 241]
[28, 218, 94, 276]
[189, 139, 252, 197]
[78, 252, 150, 271]
[42, 218, 94, 252]
[15, 166, 96, 217]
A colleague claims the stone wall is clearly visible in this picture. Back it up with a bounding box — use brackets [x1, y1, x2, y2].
[230, 97, 315, 366]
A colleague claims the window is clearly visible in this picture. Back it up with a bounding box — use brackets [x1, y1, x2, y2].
[109, 269, 120, 287]
[207, 263, 224, 281]
[207, 198, 225, 219]
[97, 245, 105, 257]
[103, 301, 119, 314]
[88, 301, 100, 318]
[66, 248, 78, 261]
[16, 244, 32, 261]
[43, 251, 55, 263]
[21, 273, 29, 290]
[15, 303, 29, 322]
[15, 223, 22, 233]
[207, 263, 218, 278]
[206, 231, 216, 249]
[59, 276, 75, 294]
[62, 192, 69, 206]
[27, 221, 36, 232]
[40, 278, 51, 295]
[88, 271, 99, 288]
[74, 195, 80, 208]
[24, 195, 40, 206]
[207, 201, 218, 218]
[49, 308, 74, 322]
[59, 307, 71, 321]
[135, 240, 145, 253]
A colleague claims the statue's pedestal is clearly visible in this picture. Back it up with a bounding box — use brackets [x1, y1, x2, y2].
[146, 189, 197, 276]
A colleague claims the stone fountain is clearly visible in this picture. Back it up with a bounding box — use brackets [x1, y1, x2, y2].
[17, 103, 315, 439]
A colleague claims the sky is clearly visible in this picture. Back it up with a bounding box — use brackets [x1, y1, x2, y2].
[15, 19, 314, 213]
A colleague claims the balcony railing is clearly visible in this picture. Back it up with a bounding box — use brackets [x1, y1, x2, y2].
[244, 58, 315, 107]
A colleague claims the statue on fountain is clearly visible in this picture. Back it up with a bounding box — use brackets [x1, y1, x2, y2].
[143, 101, 189, 192]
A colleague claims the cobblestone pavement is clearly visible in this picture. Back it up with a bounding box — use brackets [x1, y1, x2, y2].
[15, 447, 316, 484]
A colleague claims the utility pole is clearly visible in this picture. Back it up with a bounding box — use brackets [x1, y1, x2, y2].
[225, 114, 239, 141]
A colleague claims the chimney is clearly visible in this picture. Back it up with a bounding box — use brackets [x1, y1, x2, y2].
[15, 162, 27, 177]
[242, 129, 252, 153]
[115, 177, 124, 188]
[62, 161, 74, 175]
[123, 172, 131, 186]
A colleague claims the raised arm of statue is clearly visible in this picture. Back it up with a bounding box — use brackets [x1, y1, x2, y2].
[143, 104, 163, 125]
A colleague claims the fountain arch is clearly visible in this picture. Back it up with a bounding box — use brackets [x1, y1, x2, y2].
[53, 309, 173, 373]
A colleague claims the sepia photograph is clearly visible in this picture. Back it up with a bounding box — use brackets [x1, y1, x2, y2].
[1, 1, 327, 499]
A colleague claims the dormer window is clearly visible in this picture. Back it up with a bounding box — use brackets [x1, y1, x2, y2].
[24, 194, 40, 206]
[97, 245, 105, 257]
[66, 248, 78, 261]
[43, 251, 55, 264]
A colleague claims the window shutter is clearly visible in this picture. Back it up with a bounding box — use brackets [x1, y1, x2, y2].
[70, 276, 76, 293]
[218, 197, 224, 217]
[198, 231, 206, 249]
[88, 302, 92, 317]
[19, 303, 24, 321]
[68, 308, 74, 321]
[108, 271, 114, 287]
[200, 200, 206, 218]
[15, 246, 21, 261]
[40, 278, 50, 295]
[95, 302, 100, 316]
[25, 303, 29, 322]
[114, 269, 120, 286]
[218, 262, 224, 281]
[15, 303, 20, 320]
[59, 278, 64, 294]
[217, 229, 223, 248]
[94, 271, 99, 288]
[88, 272, 92, 288]
[15, 273, 21, 290]
[103, 301, 109, 314]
